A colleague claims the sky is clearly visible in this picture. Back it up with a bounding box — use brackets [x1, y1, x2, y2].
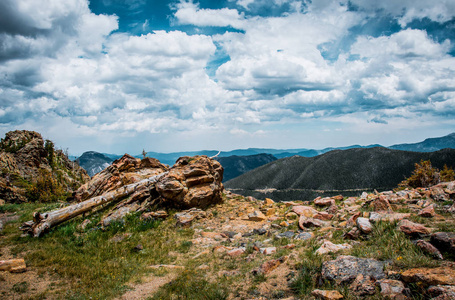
[0, 0, 455, 155]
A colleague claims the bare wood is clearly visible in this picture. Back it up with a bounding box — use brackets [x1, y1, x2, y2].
[210, 151, 221, 158]
[21, 172, 168, 237]
[0, 258, 26, 273]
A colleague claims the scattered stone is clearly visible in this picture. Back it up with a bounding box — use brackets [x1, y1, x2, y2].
[332, 195, 344, 201]
[401, 267, 455, 286]
[314, 197, 336, 207]
[264, 198, 275, 206]
[279, 221, 290, 227]
[226, 247, 246, 257]
[349, 274, 376, 296]
[263, 207, 276, 216]
[416, 240, 443, 260]
[327, 204, 338, 214]
[252, 256, 287, 275]
[110, 233, 131, 243]
[430, 232, 455, 254]
[141, 210, 168, 219]
[322, 255, 385, 284]
[418, 204, 436, 218]
[314, 211, 334, 221]
[201, 232, 225, 239]
[427, 285, 455, 299]
[276, 231, 295, 239]
[299, 216, 330, 229]
[347, 212, 361, 227]
[248, 210, 267, 221]
[0, 258, 26, 273]
[0, 220, 3, 232]
[311, 289, 344, 300]
[196, 264, 210, 270]
[253, 228, 267, 235]
[344, 227, 360, 240]
[292, 205, 317, 217]
[283, 244, 296, 249]
[261, 247, 276, 255]
[376, 279, 407, 299]
[175, 214, 195, 227]
[295, 232, 314, 240]
[372, 195, 393, 211]
[356, 217, 373, 234]
[285, 212, 298, 219]
[315, 240, 352, 255]
[369, 212, 411, 223]
[398, 219, 431, 237]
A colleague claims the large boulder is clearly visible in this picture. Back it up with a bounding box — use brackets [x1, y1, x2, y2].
[156, 156, 224, 209]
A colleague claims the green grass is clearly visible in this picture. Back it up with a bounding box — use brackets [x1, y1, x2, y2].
[150, 270, 229, 300]
[349, 221, 439, 269]
[1, 202, 196, 299]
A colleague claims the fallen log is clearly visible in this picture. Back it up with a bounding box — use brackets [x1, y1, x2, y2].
[21, 172, 168, 237]
[0, 258, 26, 273]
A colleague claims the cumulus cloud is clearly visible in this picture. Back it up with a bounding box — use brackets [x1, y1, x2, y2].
[173, 1, 245, 28]
[1, 0, 455, 153]
[350, 0, 455, 26]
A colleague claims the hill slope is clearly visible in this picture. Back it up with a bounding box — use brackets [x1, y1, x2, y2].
[0, 130, 89, 202]
[215, 153, 277, 182]
[225, 147, 455, 198]
[390, 132, 455, 152]
[76, 151, 113, 177]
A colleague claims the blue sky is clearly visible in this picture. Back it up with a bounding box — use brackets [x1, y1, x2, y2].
[0, 0, 455, 155]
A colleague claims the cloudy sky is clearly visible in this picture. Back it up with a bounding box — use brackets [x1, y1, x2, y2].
[1, 0, 455, 155]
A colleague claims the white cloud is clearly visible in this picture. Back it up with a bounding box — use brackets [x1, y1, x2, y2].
[350, 0, 455, 26]
[174, 1, 245, 28]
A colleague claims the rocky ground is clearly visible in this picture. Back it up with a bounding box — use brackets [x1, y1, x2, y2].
[1, 154, 455, 299]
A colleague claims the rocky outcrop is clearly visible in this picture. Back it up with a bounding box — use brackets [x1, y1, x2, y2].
[74, 154, 168, 202]
[0, 130, 89, 203]
[156, 156, 223, 209]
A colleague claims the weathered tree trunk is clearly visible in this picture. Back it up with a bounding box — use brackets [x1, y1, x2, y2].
[21, 172, 168, 237]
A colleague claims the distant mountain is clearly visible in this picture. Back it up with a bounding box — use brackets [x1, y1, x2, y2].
[215, 154, 277, 182]
[390, 132, 455, 152]
[76, 151, 113, 177]
[225, 147, 455, 201]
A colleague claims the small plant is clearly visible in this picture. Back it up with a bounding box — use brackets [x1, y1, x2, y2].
[440, 164, 455, 182]
[400, 160, 440, 188]
[12, 281, 29, 293]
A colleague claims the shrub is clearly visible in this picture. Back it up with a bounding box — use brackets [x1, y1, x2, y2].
[440, 164, 455, 182]
[26, 169, 67, 202]
[400, 160, 440, 188]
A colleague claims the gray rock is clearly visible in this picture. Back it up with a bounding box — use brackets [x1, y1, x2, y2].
[430, 232, 455, 254]
[276, 231, 295, 239]
[321, 255, 385, 284]
[295, 232, 314, 240]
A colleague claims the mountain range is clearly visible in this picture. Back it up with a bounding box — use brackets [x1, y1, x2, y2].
[75, 132, 455, 179]
[225, 147, 455, 201]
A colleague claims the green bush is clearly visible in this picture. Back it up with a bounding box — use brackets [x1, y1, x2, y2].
[400, 160, 440, 188]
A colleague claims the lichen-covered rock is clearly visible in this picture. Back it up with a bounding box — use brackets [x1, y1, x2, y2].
[349, 274, 376, 296]
[0, 130, 89, 203]
[156, 156, 223, 209]
[376, 279, 407, 299]
[315, 240, 352, 255]
[322, 255, 385, 284]
[401, 267, 455, 286]
[311, 289, 344, 300]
